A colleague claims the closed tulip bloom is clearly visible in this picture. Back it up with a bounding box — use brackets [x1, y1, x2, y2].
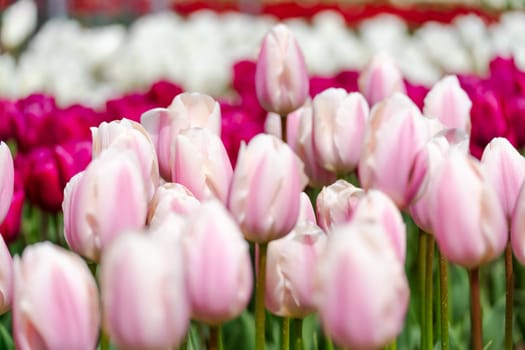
[423, 75, 472, 133]
[0, 238, 12, 314]
[316, 180, 364, 232]
[359, 93, 430, 209]
[431, 150, 507, 268]
[171, 128, 233, 203]
[315, 222, 409, 349]
[481, 137, 525, 221]
[183, 200, 252, 324]
[289, 105, 336, 188]
[63, 149, 148, 262]
[141, 92, 221, 179]
[0, 142, 14, 223]
[312, 89, 369, 173]
[91, 119, 159, 199]
[228, 134, 308, 243]
[101, 231, 189, 350]
[255, 24, 309, 115]
[358, 52, 406, 105]
[13, 243, 100, 350]
[265, 222, 326, 318]
[147, 183, 199, 229]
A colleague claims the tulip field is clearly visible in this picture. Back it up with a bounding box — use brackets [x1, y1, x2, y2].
[2, 1, 525, 350]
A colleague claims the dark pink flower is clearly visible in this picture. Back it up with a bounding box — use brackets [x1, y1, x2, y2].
[147, 80, 183, 107]
[0, 174, 24, 243]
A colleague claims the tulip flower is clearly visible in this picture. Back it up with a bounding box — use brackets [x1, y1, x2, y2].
[424, 75, 472, 133]
[0, 142, 14, 223]
[481, 137, 525, 221]
[315, 221, 409, 349]
[141, 92, 221, 180]
[91, 118, 159, 199]
[171, 128, 233, 203]
[359, 93, 430, 209]
[288, 105, 336, 188]
[63, 149, 149, 262]
[430, 150, 507, 268]
[358, 52, 406, 105]
[13, 243, 100, 350]
[228, 134, 308, 243]
[0, 174, 24, 243]
[0, 237, 12, 315]
[316, 180, 364, 232]
[101, 231, 189, 350]
[182, 200, 252, 324]
[311, 89, 369, 173]
[147, 183, 200, 229]
[265, 221, 326, 318]
[255, 24, 309, 115]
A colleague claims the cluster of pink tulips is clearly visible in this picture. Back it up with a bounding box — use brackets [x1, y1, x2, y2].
[0, 21, 525, 350]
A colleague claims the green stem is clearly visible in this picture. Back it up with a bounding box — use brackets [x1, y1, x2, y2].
[293, 318, 303, 350]
[40, 211, 49, 241]
[256, 243, 268, 350]
[383, 340, 397, 350]
[100, 329, 110, 350]
[418, 231, 428, 349]
[505, 241, 514, 350]
[469, 267, 482, 350]
[438, 250, 449, 350]
[209, 325, 223, 350]
[282, 317, 290, 350]
[425, 235, 435, 350]
[325, 336, 334, 350]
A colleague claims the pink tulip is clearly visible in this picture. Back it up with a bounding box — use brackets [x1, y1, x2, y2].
[423, 75, 472, 133]
[359, 93, 430, 209]
[297, 192, 317, 225]
[409, 130, 470, 233]
[0, 237, 12, 314]
[350, 190, 407, 263]
[358, 52, 406, 105]
[265, 222, 326, 318]
[101, 231, 189, 349]
[171, 128, 233, 203]
[315, 222, 409, 349]
[63, 149, 149, 262]
[481, 137, 525, 221]
[228, 134, 308, 242]
[316, 180, 364, 232]
[264, 113, 282, 139]
[431, 150, 507, 268]
[13, 243, 100, 350]
[312, 89, 369, 173]
[288, 105, 336, 188]
[91, 118, 159, 199]
[141, 92, 221, 179]
[0, 142, 14, 223]
[255, 24, 309, 115]
[147, 183, 199, 229]
[183, 200, 252, 324]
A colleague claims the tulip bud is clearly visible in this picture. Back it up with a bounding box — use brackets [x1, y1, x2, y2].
[0, 237, 12, 314]
[431, 150, 507, 268]
[141, 93, 221, 179]
[13, 243, 100, 350]
[311, 89, 369, 173]
[288, 105, 336, 188]
[265, 222, 326, 318]
[91, 119, 159, 199]
[423, 75, 472, 133]
[0, 142, 14, 223]
[171, 128, 233, 203]
[315, 222, 409, 349]
[359, 93, 430, 209]
[264, 113, 282, 139]
[255, 24, 309, 115]
[228, 134, 308, 243]
[183, 200, 252, 324]
[63, 149, 148, 262]
[147, 183, 200, 229]
[101, 231, 189, 349]
[481, 137, 525, 221]
[316, 180, 364, 232]
[358, 52, 406, 105]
